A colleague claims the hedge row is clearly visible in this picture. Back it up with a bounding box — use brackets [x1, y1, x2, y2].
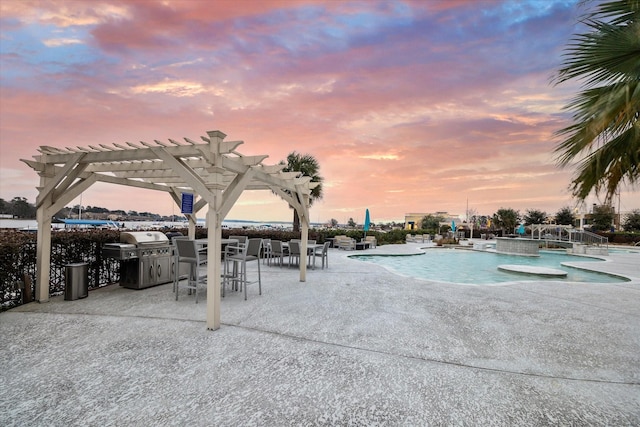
[0, 230, 121, 311]
[0, 227, 409, 311]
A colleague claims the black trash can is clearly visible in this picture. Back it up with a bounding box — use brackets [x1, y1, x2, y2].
[65, 262, 88, 300]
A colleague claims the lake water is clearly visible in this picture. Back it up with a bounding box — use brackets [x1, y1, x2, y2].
[0, 218, 295, 230]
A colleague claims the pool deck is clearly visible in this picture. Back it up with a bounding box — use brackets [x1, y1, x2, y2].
[2, 243, 639, 425]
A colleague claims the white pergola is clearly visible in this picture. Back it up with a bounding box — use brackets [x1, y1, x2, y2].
[21, 130, 316, 330]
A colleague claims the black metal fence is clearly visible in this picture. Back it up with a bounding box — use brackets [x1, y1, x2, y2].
[0, 230, 120, 311]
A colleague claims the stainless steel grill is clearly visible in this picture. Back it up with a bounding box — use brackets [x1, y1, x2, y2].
[102, 231, 173, 289]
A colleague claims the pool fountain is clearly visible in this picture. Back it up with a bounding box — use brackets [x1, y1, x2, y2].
[495, 237, 540, 256]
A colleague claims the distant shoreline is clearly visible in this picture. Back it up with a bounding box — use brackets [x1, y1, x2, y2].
[0, 218, 299, 230]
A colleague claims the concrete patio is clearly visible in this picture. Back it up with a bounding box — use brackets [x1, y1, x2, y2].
[2, 244, 639, 426]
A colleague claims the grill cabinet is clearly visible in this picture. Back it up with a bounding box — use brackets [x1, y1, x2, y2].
[102, 231, 173, 289]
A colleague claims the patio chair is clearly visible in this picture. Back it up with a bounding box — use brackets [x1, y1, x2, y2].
[335, 235, 356, 250]
[261, 238, 273, 265]
[175, 239, 207, 303]
[313, 241, 330, 269]
[227, 235, 247, 255]
[224, 238, 262, 300]
[305, 240, 317, 265]
[288, 241, 301, 266]
[270, 240, 287, 267]
[364, 236, 377, 248]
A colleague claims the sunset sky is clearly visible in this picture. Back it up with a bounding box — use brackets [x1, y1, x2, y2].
[1, 0, 638, 224]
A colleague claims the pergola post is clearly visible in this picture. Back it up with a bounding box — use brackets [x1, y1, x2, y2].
[35, 204, 52, 302]
[300, 217, 309, 282]
[205, 202, 222, 330]
[204, 130, 228, 331]
[187, 214, 197, 239]
[299, 193, 310, 282]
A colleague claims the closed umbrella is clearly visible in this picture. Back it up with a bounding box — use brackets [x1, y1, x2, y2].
[517, 224, 525, 235]
[364, 209, 370, 241]
[451, 221, 456, 232]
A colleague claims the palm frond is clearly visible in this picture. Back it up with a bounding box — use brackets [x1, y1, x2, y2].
[570, 122, 640, 201]
[555, 80, 640, 164]
[555, 20, 640, 87]
[554, 0, 640, 201]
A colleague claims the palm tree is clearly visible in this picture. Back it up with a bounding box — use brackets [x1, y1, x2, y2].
[523, 209, 548, 225]
[553, 0, 640, 204]
[280, 152, 323, 232]
[492, 208, 520, 236]
[555, 206, 576, 225]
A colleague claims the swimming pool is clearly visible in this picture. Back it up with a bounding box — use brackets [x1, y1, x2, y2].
[352, 249, 627, 285]
[608, 247, 640, 254]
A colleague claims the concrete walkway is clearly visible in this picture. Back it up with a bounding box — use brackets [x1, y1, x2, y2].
[2, 244, 639, 426]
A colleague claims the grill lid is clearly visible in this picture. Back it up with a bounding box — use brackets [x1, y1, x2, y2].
[104, 243, 136, 249]
[120, 231, 170, 245]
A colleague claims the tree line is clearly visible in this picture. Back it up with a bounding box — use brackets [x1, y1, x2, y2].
[419, 206, 640, 234]
[0, 197, 174, 221]
[0, 197, 36, 219]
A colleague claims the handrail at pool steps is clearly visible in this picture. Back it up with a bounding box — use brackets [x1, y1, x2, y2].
[530, 226, 608, 248]
[568, 230, 608, 247]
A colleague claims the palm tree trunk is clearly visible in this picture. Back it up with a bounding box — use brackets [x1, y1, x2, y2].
[293, 210, 300, 233]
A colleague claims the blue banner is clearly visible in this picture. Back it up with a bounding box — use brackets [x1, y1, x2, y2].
[181, 192, 194, 214]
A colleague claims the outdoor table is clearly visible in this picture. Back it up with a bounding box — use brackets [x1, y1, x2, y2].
[355, 242, 370, 250]
[195, 238, 239, 261]
[196, 238, 238, 248]
[195, 238, 238, 247]
[195, 238, 241, 291]
[282, 242, 324, 269]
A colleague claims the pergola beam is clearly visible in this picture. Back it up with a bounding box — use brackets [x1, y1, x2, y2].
[151, 147, 218, 205]
[28, 143, 215, 165]
[35, 152, 86, 207]
[219, 168, 254, 219]
[50, 175, 98, 215]
[50, 163, 90, 204]
[94, 175, 173, 192]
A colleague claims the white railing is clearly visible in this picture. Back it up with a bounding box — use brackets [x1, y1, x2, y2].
[530, 224, 608, 247]
[567, 230, 608, 247]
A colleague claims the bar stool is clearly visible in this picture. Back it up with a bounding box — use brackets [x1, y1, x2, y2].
[175, 239, 207, 303]
[171, 236, 190, 293]
[224, 238, 262, 300]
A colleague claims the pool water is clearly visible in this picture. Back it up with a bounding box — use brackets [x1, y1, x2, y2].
[352, 249, 626, 285]
[609, 248, 640, 254]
